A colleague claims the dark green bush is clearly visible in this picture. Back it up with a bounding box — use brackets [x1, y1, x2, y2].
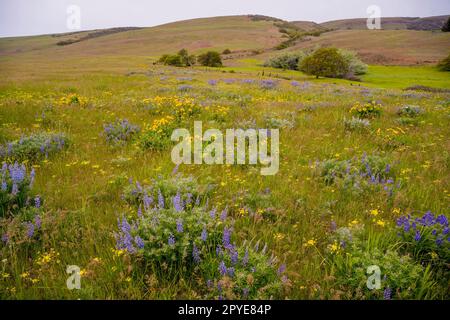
[300, 47, 349, 78]
[198, 51, 223, 67]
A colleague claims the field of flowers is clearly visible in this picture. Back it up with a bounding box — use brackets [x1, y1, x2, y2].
[0, 65, 449, 299]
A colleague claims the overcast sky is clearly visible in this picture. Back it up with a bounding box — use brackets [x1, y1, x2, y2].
[1, 0, 449, 37]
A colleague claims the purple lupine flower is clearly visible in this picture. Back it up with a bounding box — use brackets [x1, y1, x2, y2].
[243, 288, 250, 298]
[436, 215, 448, 226]
[208, 79, 218, 86]
[384, 287, 392, 300]
[176, 219, 184, 233]
[230, 248, 238, 265]
[220, 208, 227, 221]
[291, 81, 300, 87]
[201, 228, 207, 242]
[143, 194, 152, 210]
[34, 215, 42, 229]
[185, 193, 192, 205]
[172, 164, 179, 175]
[137, 206, 142, 218]
[11, 183, 18, 195]
[158, 189, 165, 208]
[228, 267, 235, 277]
[207, 279, 213, 288]
[1, 180, 6, 191]
[135, 236, 144, 249]
[242, 248, 249, 266]
[173, 192, 183, 212]
[219, 261, 227, 276]
[26, 222, 35, 238]
[209, 208, 216, 219]
[277, 264, 286, 276]
[34, 196, 41, 208]
[216, 245, 223, 257]
[223, 227, 231, 248]
[29, 168, 35, 187]
[2, 233, 9, 244]
[192, 244, 200, 264]
[414, 230, 421, 241]
[168, 234, 175, 246]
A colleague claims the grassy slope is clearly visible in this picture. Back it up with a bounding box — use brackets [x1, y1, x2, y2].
[320, 15, 449, 30]
[288, 29, 450, 65]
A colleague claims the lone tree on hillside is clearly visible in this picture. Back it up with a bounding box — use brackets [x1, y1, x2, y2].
[198, 51, 223, 67]
[299, 47, 349, 79]
[442, 17, 450, 32]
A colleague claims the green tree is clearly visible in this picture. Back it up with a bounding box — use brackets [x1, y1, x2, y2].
[198, 51, 223, 67]
[299, 47, 349, 79]
[442, 17, 450, 32]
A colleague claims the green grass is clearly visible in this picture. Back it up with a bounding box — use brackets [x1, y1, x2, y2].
[0, 61, 449, 299]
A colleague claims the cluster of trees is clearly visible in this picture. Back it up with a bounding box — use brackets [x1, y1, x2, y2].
[158, 49, 223, 67]
[264, 47, 368, 79]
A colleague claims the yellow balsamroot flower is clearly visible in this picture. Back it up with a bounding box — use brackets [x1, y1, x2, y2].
[349, 219, 359, 227]
[238, 207, 248, 216]
[392, 208, 401, 215]
[369, 209, 380, 217]
[36, 248, 60, 266]
[274, 233, 285, 241]
[329, 241, 341, 254]
[79, 269, 87, 277]
[112, 248, 125, 257]
[304, 239, 316, 247]
[375, 219, 386, 227]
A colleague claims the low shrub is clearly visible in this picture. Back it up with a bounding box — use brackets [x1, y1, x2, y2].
[0, 133, 69, 162]
[396, 105, 424, 117]
[349, 101, 383, 119]
[343, 117, 370, 132]
[0, 162, 35, 217]
[103, 119, 140, 146]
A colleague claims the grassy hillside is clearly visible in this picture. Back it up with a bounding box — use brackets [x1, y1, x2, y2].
[320, 15, 449, 30]
[288, 29, 450, 65]
[0, 15, 282, 58]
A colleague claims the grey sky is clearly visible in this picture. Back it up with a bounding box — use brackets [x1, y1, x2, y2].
[0, 0, 449, 37]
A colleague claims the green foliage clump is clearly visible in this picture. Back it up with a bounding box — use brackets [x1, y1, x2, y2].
[103, 119, 140, 146]
[0, 132, 69, 162]
[117, 175, 287, 299]
[349, 101, 383, 119]
[397, 105, 424, 117]
[343, 117, 370, 132]
[264, 52, 306, 70]
[299, 47, 349, 79]
[198, 51, 223, 67]
[339, 49, 368, 76]
[158, 49, 196, 67]
[328, 242, 437, 299]
[0, 163, 34, 217]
